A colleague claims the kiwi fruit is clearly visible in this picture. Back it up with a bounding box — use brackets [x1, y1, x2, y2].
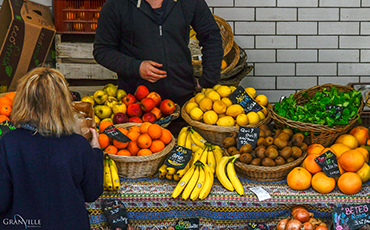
[240, 144, 253, 153]
[278, 132, 290, 142]
[257, 137, 265, 146]
[291, 146, 303, 159]
[265, 147, 279, 159]
[228, 146, 238, 155]
[286, 157, 295, 163]
[274, 129, 282, 139]
[274, 137, 288, 149]
[266, 145, 278, 153]
[254, 145, 265, 152]
[250, 158, 262, 166]
[223, 137, 237, 149]
[256, 147, 266, 159]
[231, 150, 241, 156]
[259, 124, 269, 132]
[280, 146, 293, 160]
[291, 133, 304, 147]
[239, 153, 253, 164]
[259, 129, 266, 138]
[262, 157, 276, 167]
[300, 143, 308, 152]
[263, 137, 274, 147]
[275, 156, 286, 165]
[265, 129, 273, 137]
[281, 128, 294, 140]
[250, 151, 257, 159]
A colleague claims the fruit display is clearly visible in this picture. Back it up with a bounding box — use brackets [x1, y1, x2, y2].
[275, 206, 328, 230]
[184, 84, 269, 126]
[0, 92, 16, 123]
[103, 155, 121, 191]
[81, 84, 176, 126]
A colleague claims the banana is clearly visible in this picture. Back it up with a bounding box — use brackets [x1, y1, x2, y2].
[212, 145, 224, 167]
[216, 155, 235, 191]
[207, 147, 216, 174]
[189, 127, 206, 148]
[227, 157, 244, 196]
[173, 174, 181, 181]
[199, 164, 214, 200]
[191, 143, 201, 152]
[192, 147, 206, 164]
[182, 166, 200, 200]
[199, 146, 208, 165]
[184, 131, 193, 150]
[172, 165, 196, 198]
[104, 157, 113, 190]
[109, 158, 121, 190]
[167, 167, 177, 175]
[158, 164, 168, 175]
[190, 165, 206, 201]
[166, 173, 173, 180]
[177, 160, 191, 177]
[177, 126, 189, 146]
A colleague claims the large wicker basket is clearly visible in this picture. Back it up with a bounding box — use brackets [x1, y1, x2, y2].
[269, 84, 364, 147]
[224, 149, 307, 182]
[106, 123, 176, 178]
[181, 101, 272, 146]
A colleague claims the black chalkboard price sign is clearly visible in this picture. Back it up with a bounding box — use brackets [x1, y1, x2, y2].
[314, 150, 341, 177]
[102, 199, 129, 230]
[164, 145, 192, 170]
[333, 203, 370, 230]
[229, 86, 263, 113]
[237, 126, 260, 149]
[102, 125, 131, 143]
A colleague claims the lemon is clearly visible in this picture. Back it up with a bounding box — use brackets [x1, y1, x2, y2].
[229, 86, 237, 93]
[213, 84, 222, 90]
[218, 113, 227, 118]
[260, 105, 268, 116]
[206, 90, 221, 102]
[226, 104, 244, 118]
[213, 100, 227, 114]
[221, 97, 233, 107]
[185, 102, 199, 114]
[203, 88, 215, 95]
[189, 107, 204, 121]
[255, 94, 268, 106]
[195, 92, 206, 104]
[246, 112, 260, 124]
[188, 97, 196, 103]
[221, 60, 227, 70]
[236, 114, 249, 126]
[216, 116, 235, 126]
[245, 87, 257, 99]
[199, 97, 213, 112]
[216, 85, 232, 98]
[203, 110, 218, 125]
[257, 111, 266, 121]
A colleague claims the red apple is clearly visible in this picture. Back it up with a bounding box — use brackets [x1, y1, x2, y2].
[128, 117, 143, 123]
[140, 97, 156, 112]
[150, 107, 162, 120]
[127, 103, 143, 117]
[122, 94, 137, 106]
[134, 85, 149, 101]
[113, 112, 129, 124]
[142, 112, 157, 123]
[159, 99, 175, 116]
[146, 92, 162, 107]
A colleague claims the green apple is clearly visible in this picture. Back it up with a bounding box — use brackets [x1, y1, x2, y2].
[112, 102, 127, 115]
[116, 89, 127, 102]
[105, 96, 118, 108]
[93, 90, 108, 105]
[81, 96, 95, 107]
[103, 83, 118, 97]
[101, 117, 114, 124]
[94, 115, 101, 126]
[94, 105, 112, 119]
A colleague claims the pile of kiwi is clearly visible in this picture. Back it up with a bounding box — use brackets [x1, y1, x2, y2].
[222, 125, 307, 167]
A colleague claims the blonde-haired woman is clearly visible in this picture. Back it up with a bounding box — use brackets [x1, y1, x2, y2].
[0, 67, 104, 229]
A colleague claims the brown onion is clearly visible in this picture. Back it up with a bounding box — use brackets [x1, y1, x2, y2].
[318, 222, 327, 227]
[292, 209, 311, 223]
[315, 227, 328, 230]
[302, 222, 313, 230]
[308, 218, 321, 228]
[291, 206, 307, 216]
[276, 218, 290, 230]
[285, 219, 303, 230]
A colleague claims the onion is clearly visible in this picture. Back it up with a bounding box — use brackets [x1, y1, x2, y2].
[315, 227, 328, 230]
[302, 222, 313, 230]
[285, 219, 303, 230]
[318, 222, 327, 227]
[291, 206, 307, 216]
[308, 218, 321, 228]
[292, 209, 311, 223]
[276, 218, 289, 230]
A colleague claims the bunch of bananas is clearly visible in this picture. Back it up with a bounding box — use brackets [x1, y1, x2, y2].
[104, 155, 121, 191]
[216, 154, 244, 196]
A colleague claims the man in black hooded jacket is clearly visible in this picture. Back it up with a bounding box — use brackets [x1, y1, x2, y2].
[93, 0, 223, 106]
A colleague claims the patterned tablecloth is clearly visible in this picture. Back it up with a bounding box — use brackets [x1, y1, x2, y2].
[87, 176, 370, 230]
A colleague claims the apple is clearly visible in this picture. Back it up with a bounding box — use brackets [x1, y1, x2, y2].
[113, 112, 129, 124]
[159, 99, 176, 116]
[122, 94, 137, 106]
[93, 90, 108, 105]
[146, 92, 161, 107]
[81, 96, 95, 107]
[112, 102, 127, 115]
[104, 96, 118, 108]
[116, 89, 127, 101]
[127, 103, 143, 117]
[140, 97, 156, 112]
[101, 117, 114, 124]
[150, 107, 162, 120]
[134, 85, 149, 101]
[129, 117, 143, 123]
[94, 115, 101, 126]
[94, 105, 112, 119]
[103, 83, 118, 97]
[142, 112, 157, 123]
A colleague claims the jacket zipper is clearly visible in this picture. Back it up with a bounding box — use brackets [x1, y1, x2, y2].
[159, 25, 162, 36]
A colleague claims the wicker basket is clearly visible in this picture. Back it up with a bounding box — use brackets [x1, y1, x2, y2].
[269, 84, 364, 147]
[106, 123, 176, 178]
[214, 14, 234, 57]
[154, 104, 181, 128]
[224, 149, 307, 182]
[181, 101, 272, 146]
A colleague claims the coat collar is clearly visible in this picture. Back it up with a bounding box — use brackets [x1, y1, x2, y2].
[129, 0, 177, 23]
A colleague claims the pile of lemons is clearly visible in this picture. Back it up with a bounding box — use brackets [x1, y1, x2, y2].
[185, 85, 269, 127]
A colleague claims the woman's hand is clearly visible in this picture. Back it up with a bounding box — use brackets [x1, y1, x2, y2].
[139, 60, 167, 83]
[89, 128, 101, 149]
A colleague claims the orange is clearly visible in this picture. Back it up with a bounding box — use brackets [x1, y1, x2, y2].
[159, 128, 172, 144]
[4, 92, 16, 104]
[302, 154, 322, 174]
[337, 172, 362, 195]
[335, 134, 359, 149]
[99, 120, 113, 133]
[140, 122, 152, 134]
[147, 124, 162, 140]
[0, 115, 9, 123]
[113, 139, 129, 149]
[286, 167, 312, 191]
[311, 172, 336, 194]
[355, 147, 369, 163]
[307, 144, 325, 155]
[129, 126, 140, 133]
[350, 126, 369, 146]
[117, 127, 129, 136]
[127, 131, 140, 142]
[0, 105, 11, 117]
[149, 140, 165, 153]
[338, 149, 365, 172]
[330, 143, 351, 159]
[137, 149, 153, 156]
[105, 145, 118, 155]
[137, 133, 152, 149]
[320, 147, 335, 155]
[117, 149, 131, 156]
[98, 134, 110, 149]
[0, 96, 12, 107]
[127, 141, 140, 156]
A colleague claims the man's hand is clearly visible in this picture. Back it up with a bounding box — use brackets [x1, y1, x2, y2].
[195, 81, 203, 93]
[139, 61, 167, 83]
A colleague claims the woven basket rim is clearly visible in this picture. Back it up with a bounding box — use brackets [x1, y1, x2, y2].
[106, 123, 175, 163]
[214, 14, 234, 57]
[365, 90, 370, 108]
[220, 42, 240, 76]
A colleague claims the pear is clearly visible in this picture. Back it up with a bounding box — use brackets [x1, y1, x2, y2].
[356, 163, 370, 183]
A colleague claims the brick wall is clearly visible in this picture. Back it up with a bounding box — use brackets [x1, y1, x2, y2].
[207, 0, 370, 102]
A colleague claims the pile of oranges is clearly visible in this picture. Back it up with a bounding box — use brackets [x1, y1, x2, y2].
[0, 92, 16, 122]
[98, 121, 172, 156]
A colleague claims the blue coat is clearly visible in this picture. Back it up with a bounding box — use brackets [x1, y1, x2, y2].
[0, 128, 104, 230]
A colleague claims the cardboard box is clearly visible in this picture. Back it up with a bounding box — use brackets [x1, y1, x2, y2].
[0, 0, 56, 91]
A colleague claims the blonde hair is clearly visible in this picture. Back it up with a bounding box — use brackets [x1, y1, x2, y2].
[11, 67, 76, 137]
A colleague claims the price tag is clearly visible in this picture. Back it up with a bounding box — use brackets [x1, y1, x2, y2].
[102, 125, 131, 143]
[229, 86, 263, 113]
[333, 204, 370, 230]
[249, 186, 271, 201]
[326, 105, 344, 120]
[0, 120, 16, 138]
[314, 150, 341, 177]
[164, 145, 192, 170]
[102, 199, 129, 230]
[247, 223, 268, 230]
[237, 126, 260, 150]
[174, 218, 199, 230]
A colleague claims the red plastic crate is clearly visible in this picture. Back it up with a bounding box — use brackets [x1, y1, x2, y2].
[54, 0, 106, 34]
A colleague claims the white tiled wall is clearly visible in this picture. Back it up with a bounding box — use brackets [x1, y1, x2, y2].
[207, 0, 370, 102]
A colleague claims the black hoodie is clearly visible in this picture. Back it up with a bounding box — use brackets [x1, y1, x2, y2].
[93, 0, 223, 106]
